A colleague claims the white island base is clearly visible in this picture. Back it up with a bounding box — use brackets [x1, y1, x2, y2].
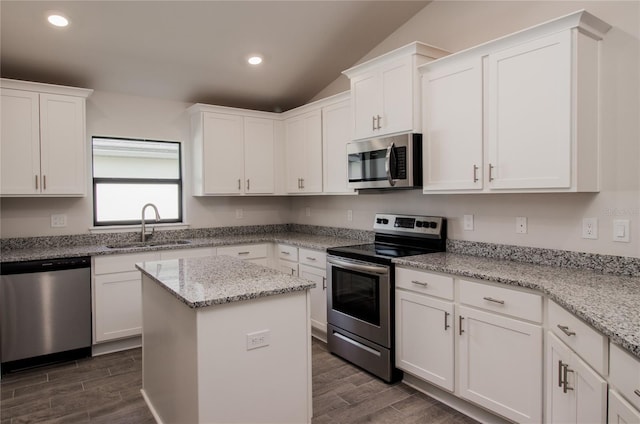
[141, 274, 312, 424]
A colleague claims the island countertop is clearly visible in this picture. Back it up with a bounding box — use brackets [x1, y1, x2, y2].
[136, 255, 315, 309]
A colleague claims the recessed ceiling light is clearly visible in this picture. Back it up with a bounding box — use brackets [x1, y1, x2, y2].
[47, 13, 69, 28]
[247, 55, 263, 65]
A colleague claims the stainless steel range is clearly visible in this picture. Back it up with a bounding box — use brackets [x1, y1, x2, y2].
[326, 213, 446, 383]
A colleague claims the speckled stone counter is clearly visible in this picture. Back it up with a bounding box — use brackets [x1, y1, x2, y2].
[136, 255, 315, 308]
[393, 252, 640, 359]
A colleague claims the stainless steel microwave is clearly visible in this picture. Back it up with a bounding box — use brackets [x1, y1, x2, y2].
[347, 133, 422, 190]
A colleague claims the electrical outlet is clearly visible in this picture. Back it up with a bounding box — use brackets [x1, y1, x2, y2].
[305, 207, 311, 217]
[246, 330, 270, 350]
[51, 214, 67, 228]
[516, 216, 527, 234]
[612, 219, 630, 242]
[463, 214, 474, 231]
[347, 210, 353, 222]
[235, 209, 243, 219]
[582, 218, 598, 239]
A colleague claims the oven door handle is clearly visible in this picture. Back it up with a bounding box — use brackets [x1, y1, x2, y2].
[385, 142, 397, 187]
[327, 257, 389, 275]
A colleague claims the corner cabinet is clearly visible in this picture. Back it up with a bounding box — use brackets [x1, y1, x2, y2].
[189, 105, 277, 195]
[1, 79, 92, 197]
[343, 42, 449, 141]
[420, 10, 611, 194]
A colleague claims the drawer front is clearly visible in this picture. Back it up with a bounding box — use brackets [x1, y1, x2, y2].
[93, 252, 159, 275]
[277, 244, 298, 262]
[548, 300, 608, 375]
[459, 279, 542, 323]
[610, 343, 640, 410]
[396, 268, 454, 300]
[159, 247, 216, 260]
[299, 248, 326, 268]
[217, 244, 268, 260]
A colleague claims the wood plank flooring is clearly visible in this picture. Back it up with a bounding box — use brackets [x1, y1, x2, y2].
[1, 340, 479, 423]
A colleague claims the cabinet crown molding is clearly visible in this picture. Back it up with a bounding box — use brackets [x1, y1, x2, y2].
[0, 78, 93, 98]
[342, 41, 450, 78]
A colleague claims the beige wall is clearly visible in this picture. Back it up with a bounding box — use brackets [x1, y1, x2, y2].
[0, 90, 292, 238]
[304, 0, 640, 258]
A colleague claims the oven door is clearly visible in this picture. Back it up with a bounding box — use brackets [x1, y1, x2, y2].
[326, 255, 390, 347]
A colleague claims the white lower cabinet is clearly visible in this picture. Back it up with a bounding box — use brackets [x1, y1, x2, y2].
[396, 289, 454, 391]
[609, 389, 640, 423]
[545, 332, 607, 424]
[93, 247, 214, 344]
[217, 243, 269, 266]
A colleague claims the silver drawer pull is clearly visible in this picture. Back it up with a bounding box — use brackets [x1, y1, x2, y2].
[306, 257, 317, 261]
[557, 325, 576, 337]
[411, 280, 428, 287]
[634, 389, 640, 397]
[238, 251, 250, 255]
[483, 296, 505, 305]
[281, 251, 290, 255]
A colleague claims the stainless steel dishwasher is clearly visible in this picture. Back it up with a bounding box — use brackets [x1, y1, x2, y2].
[1, 257, 91, 373]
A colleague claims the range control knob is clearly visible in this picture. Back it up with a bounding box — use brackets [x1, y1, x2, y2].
[382, 218, 389, 225]
[376, 218, 383, 224]
[430, 221, 438, 229]
[416, 221, 423, 228]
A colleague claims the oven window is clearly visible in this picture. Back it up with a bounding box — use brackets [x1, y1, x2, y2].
[331, 267, 381, 326]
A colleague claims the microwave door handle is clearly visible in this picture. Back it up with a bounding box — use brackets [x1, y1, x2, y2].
[385, 142, 397, 186]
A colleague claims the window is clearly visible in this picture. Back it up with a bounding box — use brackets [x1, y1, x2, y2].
[92, 137, 182, 226]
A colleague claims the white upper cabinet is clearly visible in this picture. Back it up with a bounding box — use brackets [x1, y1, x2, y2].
[1, 79, 92, 197]
[343, 42, 449, 141]
[189, 105, 276, 195]
[322, 93, 355, 194]
[420, 10, 611, 194]
[284, 109, 323, 194]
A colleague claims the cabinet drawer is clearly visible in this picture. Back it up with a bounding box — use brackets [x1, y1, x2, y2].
[396, 268, 454, 300]
[93, 252, 159, 275]
[160, 247, 215, 260]
[548, 300, 608, 375]
[277, 244, 298, 262]
[609, 343, 640, 410]
[217, 244, 268, 260]
[299, 248, 326, 268]
[459, 279, 542, 323]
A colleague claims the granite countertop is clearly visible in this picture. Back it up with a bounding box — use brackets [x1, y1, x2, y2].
[394, 252, 640, 359]
[136, 255, 315, 308]
[0, 232, 361, 263]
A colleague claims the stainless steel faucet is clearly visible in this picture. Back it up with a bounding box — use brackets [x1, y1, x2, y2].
[141, 203, 161, 242]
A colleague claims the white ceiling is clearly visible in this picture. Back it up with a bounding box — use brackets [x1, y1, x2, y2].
[0, 1, 429, 111]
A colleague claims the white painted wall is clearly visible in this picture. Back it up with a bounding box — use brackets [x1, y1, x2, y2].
[0, 90, 292, 237]
[304, 1, 640, 258]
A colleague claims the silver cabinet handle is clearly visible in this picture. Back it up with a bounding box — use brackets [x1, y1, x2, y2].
[634, 389, 640, 397]
[290, 268, 295, 275]
[557, 325, 576, 337]
[238, 179, 241, 190]
[411, 280, 428, 287]
[558, 360, 564, 387]
[372, 116, 376, 131]
[562, 362, 574, 393]
[246, 179, 250, 191]
[459, 316, 464, 335]
[322, 276, 326, 290]
[385, 141, 396, 187]
[281, 251, 290, 255]
[43, 175, 46, 190]
[483, 296, 505, 305]
[376, 115, 382, 130]
[473, 165, 479, 183]
[300, 178, 304, 189]
[489, 164, 495, 182]
[305, 257, 317, 261]
[238, 251, 250, 255]
[35, 175, 39, 190]
[444, 311, 450, 330]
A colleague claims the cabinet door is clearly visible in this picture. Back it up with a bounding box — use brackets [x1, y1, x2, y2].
[609, 389, 640, 424]
[458, 306, 543, 423]
[380, 57, 414, 136]
[285, 111, 322, 193]
[396, 290, 454, 391]
[285, 115, 307, 193]
[547, 332, 607, 424]
[350, 70, 380, 140]
[278, 260, 298, 277]
[299, 264, 327, 336]
[39, 93, 86, 195]
[94, 271, 143, 342]
[244, 117, 275, 194]
[1, 89, 40, 195]
[487, 31, 572, 190]
[202, 112, 244, 194]
[322, 99, 353, 194]
[422, 58, 483, 191]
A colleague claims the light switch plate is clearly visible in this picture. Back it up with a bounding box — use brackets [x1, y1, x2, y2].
[612, 219, 630, 242]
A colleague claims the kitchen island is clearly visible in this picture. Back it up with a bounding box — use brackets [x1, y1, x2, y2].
[136, 255, 314, 424]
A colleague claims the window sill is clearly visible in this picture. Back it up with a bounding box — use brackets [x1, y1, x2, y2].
[89, 222, 190, 234]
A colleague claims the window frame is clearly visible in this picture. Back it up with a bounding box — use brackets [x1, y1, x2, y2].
[91, 136, 184, 227]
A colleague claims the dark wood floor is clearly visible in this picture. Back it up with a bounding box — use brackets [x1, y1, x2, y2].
[1, 340, 479, 423]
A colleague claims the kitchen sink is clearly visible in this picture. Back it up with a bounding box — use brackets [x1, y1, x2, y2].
[106, 239, 192, 249]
